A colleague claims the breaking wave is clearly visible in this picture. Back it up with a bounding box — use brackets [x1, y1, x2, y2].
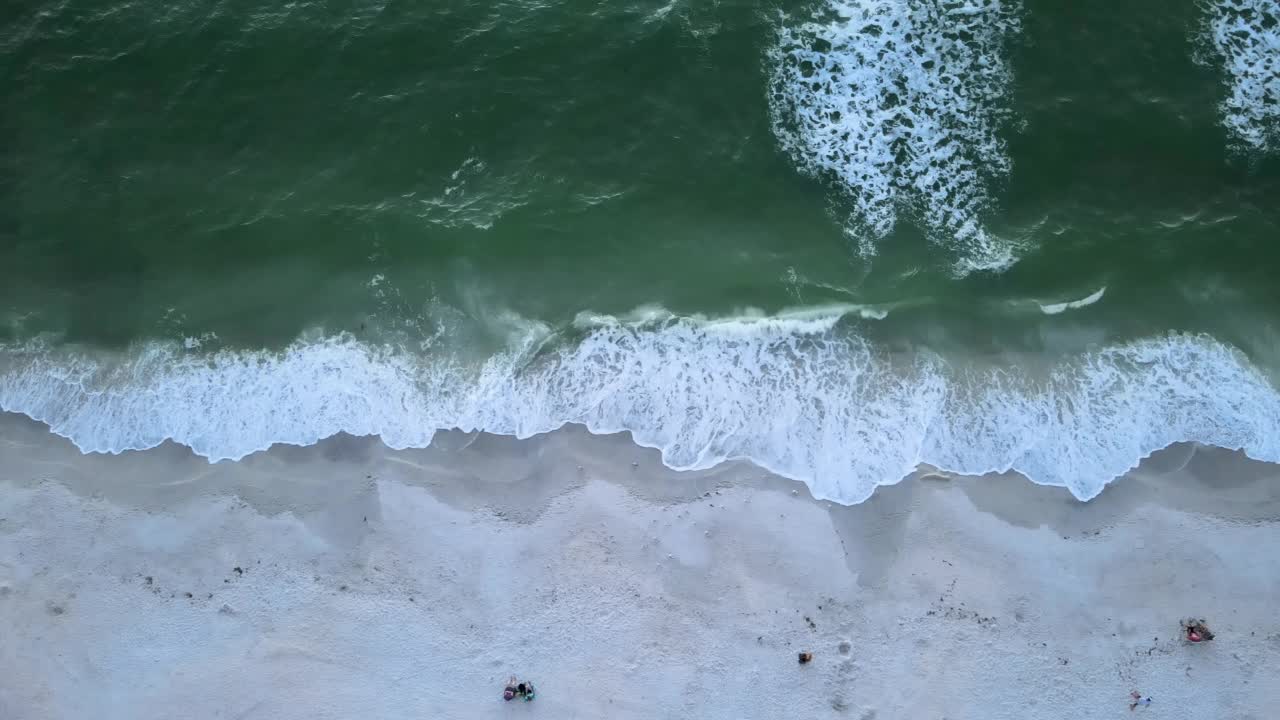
[3, 309, 1277, 504]
[767, 0, 1023, 273]
[1199, 0, 1280, 154]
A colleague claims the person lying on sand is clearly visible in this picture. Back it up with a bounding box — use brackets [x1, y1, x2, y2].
[519, 681, 536, 701]
[1129, 691, 1152, 710]
[1182, 618, 1214, 643]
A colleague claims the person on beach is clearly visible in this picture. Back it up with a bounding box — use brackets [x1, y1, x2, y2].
[1183, 618, 1214, 643]
[503, 677, 536, 702]
[1129, 691, 1152, 710]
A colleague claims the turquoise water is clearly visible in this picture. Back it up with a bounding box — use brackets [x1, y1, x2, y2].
[2, 0, 1278, 502]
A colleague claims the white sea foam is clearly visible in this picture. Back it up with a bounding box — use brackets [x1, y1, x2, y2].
[648, 0, 680, 22]
[573, 303, 885, 332]
[1200, 0, 1280, 154]
[1038, 287, 1106, 315]
[768, 0, 1022, 272]
[2, 321, 1277, 504]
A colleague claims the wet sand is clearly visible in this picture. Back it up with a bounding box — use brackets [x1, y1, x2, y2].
[1, 412, 1277, 719]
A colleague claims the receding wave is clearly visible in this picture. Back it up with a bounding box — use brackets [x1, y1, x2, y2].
[1199, 0, 1280, 154]
[767, 0, 1023, 273]
[1, 315, 1277, 504]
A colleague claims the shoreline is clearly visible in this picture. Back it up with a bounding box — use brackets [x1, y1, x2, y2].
[2, 412, 1278, 718]
[5, 328, 1277, 505]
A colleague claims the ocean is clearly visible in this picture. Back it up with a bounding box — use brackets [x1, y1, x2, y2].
[2, 0, 1278, 503]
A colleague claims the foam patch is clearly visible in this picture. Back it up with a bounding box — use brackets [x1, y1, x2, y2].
[1200, 0, 1280, 154]
[768, 0, 1023, 272]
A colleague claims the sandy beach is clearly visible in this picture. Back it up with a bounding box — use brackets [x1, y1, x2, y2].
[1, 411, 1277, 719]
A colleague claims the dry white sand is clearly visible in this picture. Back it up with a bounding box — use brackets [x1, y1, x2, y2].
[1, 412, 1278, 719]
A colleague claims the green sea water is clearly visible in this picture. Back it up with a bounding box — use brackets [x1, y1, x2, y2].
[2, 0, 1278, 502]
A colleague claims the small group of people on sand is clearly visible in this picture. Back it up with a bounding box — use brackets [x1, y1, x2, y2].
[503, 677, 536, 702]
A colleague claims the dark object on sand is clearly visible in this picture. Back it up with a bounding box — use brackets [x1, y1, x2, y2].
[1182, 618, 1214, 643]
[798, 652, 813, 664]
